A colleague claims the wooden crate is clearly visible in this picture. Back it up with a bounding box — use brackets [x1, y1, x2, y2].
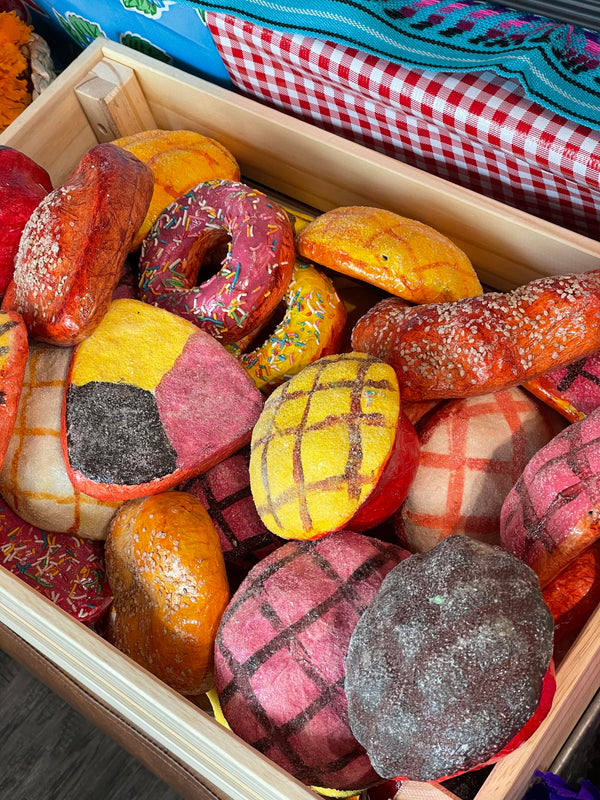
[1, 37, 600, 800]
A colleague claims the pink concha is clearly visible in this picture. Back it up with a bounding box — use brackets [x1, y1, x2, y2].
[177, 444, 281, 589]
[500, 405, 600, 587]
[214, 530, 409, 791]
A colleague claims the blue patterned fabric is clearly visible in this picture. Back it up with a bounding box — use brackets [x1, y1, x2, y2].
[178, 0, 600, 130]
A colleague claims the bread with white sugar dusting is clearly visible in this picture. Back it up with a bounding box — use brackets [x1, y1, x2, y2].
[352, 271, 600, 401]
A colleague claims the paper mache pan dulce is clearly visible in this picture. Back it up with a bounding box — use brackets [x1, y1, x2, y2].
[1, 10, 600, 800]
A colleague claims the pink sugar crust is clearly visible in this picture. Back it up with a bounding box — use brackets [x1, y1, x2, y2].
[196, 448, 250, 502]
[214, 530, 408, 790]
[155, 329, 264, 470]
[178, 445, 280, 574]
[500, 405, 600, 569]
[0, 498, 112, 625]
[138, 180, 295, 343]
[533, 353, 600, 417]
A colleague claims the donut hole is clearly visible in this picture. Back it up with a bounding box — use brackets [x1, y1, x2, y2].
[186, 229, 231, 287]
[252, 300, 287, 342]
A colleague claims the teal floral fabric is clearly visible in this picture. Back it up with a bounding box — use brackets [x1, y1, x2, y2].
[7, 0, 600, 129]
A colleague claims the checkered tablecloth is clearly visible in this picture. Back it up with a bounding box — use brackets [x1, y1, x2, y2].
[207, 12, 600, 240]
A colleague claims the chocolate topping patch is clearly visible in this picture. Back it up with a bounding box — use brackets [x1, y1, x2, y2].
[65, 381, 177, 485]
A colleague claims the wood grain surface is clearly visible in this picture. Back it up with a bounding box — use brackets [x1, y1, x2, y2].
[0, 648, 183, 800]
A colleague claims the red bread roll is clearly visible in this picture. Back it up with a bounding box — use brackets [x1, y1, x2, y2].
[352, 271, 600, 401]
[2, 143, 153, 345]
[543, 539, 600, 662]
[0, 146, 52, 297]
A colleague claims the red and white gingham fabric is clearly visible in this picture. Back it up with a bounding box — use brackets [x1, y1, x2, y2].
[206, 12, 600, 241]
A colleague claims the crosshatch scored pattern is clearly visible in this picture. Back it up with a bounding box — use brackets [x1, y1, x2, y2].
[252, 353, 399, 536]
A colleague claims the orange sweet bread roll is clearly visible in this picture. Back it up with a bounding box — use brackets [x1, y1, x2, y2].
[353, 270, 600, 401]
[295, 205, 482, 304]
[105, 491, 230, 695]
[113, 129, 240, 250]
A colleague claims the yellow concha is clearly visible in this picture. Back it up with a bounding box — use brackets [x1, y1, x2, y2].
[295, 205, 482, 304]
[249, 352, 400, 540]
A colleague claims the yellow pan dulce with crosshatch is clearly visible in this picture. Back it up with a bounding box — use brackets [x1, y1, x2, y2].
[249, 352, 401, 540]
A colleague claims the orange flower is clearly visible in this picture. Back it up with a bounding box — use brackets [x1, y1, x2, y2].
[0, 11, 33, 133]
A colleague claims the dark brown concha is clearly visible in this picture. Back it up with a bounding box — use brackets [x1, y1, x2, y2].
[344, 536, 554, 782]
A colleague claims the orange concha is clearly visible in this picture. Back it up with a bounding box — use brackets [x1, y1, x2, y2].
[249, 352, 400, 540]
[112, 128, 240, 250]
[105, 491, 230, 695]
[295, 205, 482, 304]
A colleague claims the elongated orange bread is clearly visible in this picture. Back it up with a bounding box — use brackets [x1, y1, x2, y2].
[352, 271, 600, 401]
[3, 143, 153, 345]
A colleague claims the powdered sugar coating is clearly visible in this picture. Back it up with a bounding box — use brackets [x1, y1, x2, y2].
[13, 185, 73, 318]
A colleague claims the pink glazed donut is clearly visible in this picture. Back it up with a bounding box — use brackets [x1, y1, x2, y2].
[138, 180, 295, 344]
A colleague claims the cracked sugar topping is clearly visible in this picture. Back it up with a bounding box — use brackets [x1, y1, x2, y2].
[12, 185, 72, 316]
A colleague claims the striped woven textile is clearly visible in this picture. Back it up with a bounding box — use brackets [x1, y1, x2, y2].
[207, 11, 600, 240]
